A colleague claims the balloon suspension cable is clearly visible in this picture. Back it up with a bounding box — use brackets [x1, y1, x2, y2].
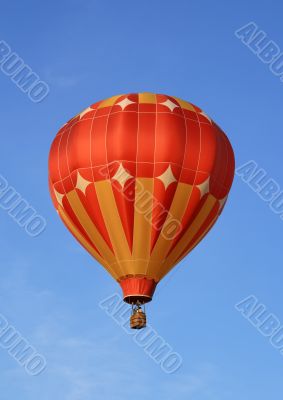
[130, 300, 147, 330]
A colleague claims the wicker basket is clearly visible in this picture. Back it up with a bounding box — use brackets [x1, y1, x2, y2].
[130, 309, 146, 329]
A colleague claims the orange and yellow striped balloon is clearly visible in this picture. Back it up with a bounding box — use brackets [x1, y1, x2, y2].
[48, 93, 235, 304]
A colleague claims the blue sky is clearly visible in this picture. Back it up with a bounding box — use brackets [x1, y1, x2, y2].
[0, 0, 283, 398]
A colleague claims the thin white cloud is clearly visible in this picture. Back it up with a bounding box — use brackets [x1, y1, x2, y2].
[43, 68, 84, 89]
[0, 259, 228, 400]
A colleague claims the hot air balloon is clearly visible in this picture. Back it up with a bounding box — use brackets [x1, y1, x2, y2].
[48, 93, 235, 329]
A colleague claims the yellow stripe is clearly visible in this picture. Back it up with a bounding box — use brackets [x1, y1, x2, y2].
[132, 178, 154, 274]
[98, 94, 123, 109]
[156, 194, 217, 280]
[173, 211, 220, 268]
[166, 214, 222, 276]
[58, 206, 119, 279]
[146, 183, 193, 278]
[94, 180, 132, 276]
[172, 96, 195, 111]
[139, 93, 156, 104]
[65, 189, 118, 272]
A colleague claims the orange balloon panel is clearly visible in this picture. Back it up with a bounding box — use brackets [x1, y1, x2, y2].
[48, 93, 235, 304]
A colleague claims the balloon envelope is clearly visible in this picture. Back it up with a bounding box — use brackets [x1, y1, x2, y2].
[48, 93, 235, 304]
